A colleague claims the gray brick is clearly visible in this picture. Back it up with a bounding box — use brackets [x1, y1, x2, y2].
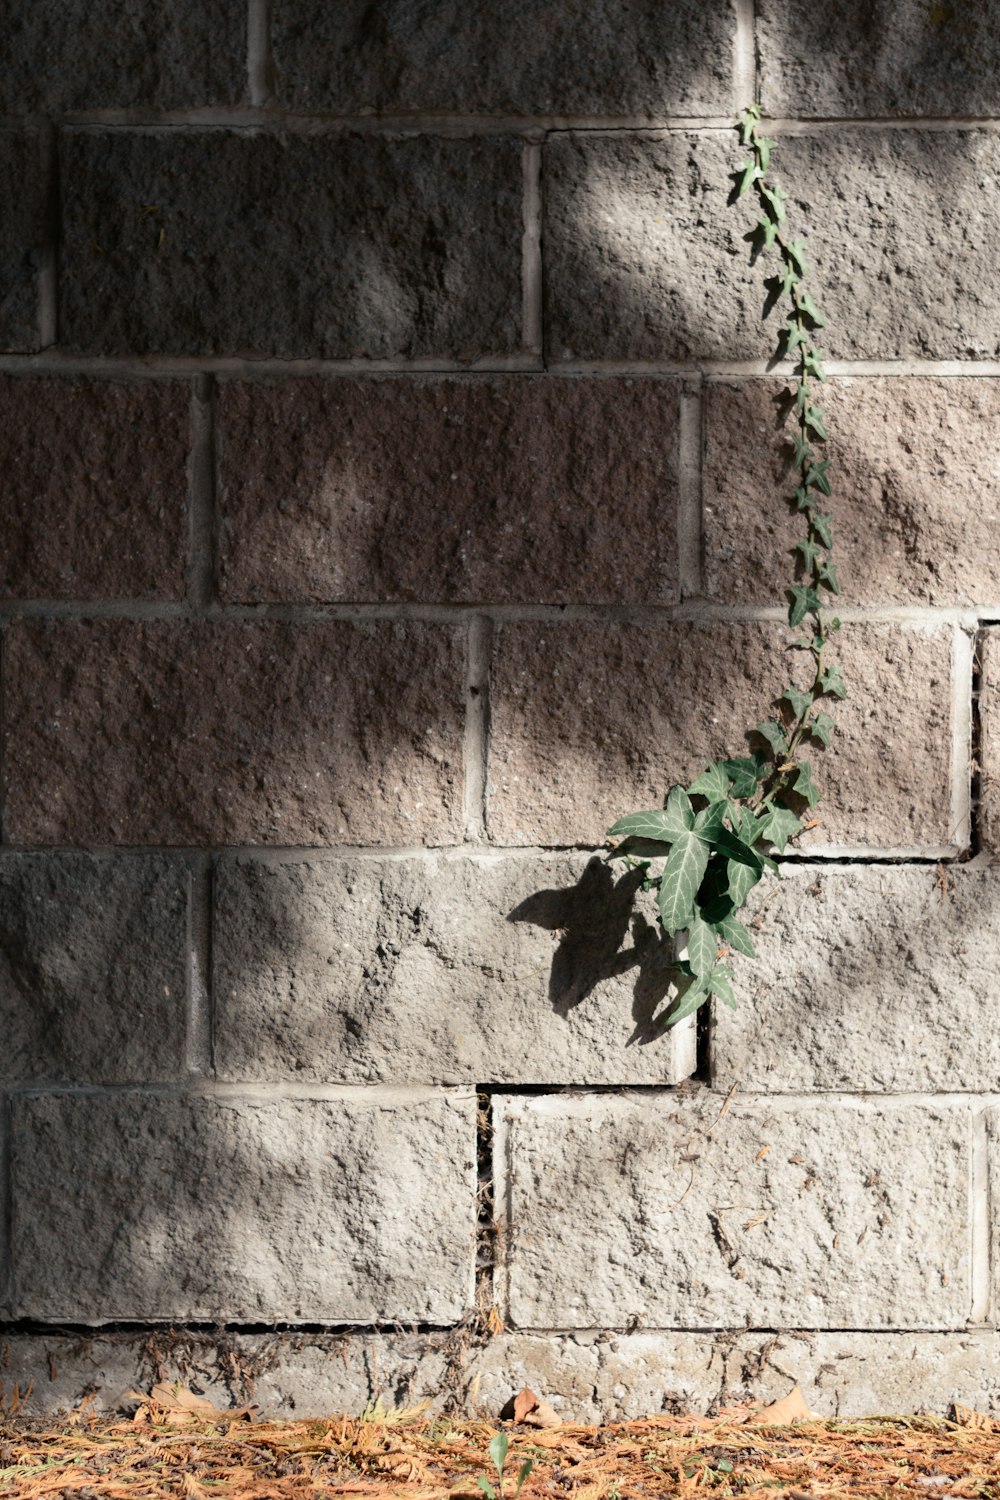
[710, 865, 1000, 1094]
[60, 132, 523, 359]
[0, 131, 46, 354]
[497, 1094, 970, 1329]
[12, 1089, 476, 1322]
[545, 130, 1000, 363]
[217, 377, 680, 606]
[487, 619, 955, 853]
[272, 0, 736, 117]
[3, 619, 465, 847]
[759, 0, 1000, 118]
[0, 854, 188, 1085]
[2, 0, 246, 113]
[975, 629, 1000, 857]
[213, 853, 696, 1086]
[704, 378, 1000, 608]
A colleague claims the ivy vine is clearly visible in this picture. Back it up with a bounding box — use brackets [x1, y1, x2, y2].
[606, 105, 847, 1025]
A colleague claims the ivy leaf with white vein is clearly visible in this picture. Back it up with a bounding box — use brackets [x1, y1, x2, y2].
[657, 830, 711, 935]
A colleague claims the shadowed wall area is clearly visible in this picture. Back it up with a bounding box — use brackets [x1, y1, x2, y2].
[3, 0, 1000, 1421]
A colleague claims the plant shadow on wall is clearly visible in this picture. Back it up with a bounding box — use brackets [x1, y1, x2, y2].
[507, 857, 679, 1046]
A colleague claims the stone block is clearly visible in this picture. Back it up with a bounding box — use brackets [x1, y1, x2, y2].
[975, 630, 1000, 857]
[0, 853, 188, 1085]
[1, 0, 246, 112]
[60, 131, 523, 359]
[0, 376, 189, 600]
[704, 378, 1000, 607]
[3, 619, 465, 846]
[496, 1093, 971, 1329]
[213, 852, 696, 1085]
[11, 1089, 477, 1322]
[710, 864, 1000, 1093]
[487, 618, 955, 853]
[217, 377, 679, 605]
[758, 0, 1000, 118]
[271, 0, 735, 117]
[545, 130, 1000, 362]
[0, 130, 46, 353]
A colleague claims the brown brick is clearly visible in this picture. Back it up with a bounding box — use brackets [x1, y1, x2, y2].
[218, 377, 679, 606]
[704, 379, 1000, 608]
[60, 132, 523, 359]
[0, 130, 46, 354]
[0, 377, 189, 601]
[487, 619, 954, 852]
[3, 621, 465, 846]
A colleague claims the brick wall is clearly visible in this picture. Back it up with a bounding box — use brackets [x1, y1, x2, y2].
[3, 0, 1000, 1419]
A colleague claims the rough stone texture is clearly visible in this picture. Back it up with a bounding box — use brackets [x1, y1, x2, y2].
[213, 852, 696, 1086]
[758, 0, 1000, 118]
[1, 0, 246, 113]
[0, 376, 189, 600]
[0, 130, 46, 353]
[976, 630, 1000, 858]
[0, 853, 188, 1085]
[487, 618, 955, 852]
[710, 864, 1000, 1094]
[11, 1089, 477, 1323]
[704, 378, 1000, 607]
[544, 133, 763, 363]
[545, 129, 1000, 362]
[2, 619, 465, 846]
[217, 377, 680, 606]
[60, 132, 523, 359]
[9, 1328, 1000, 1420]
[271, 0, 736, 117]
[496, 1093, 971, 1330]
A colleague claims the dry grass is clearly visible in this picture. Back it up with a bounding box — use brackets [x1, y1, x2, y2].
[2, 1388, 1000, 1499]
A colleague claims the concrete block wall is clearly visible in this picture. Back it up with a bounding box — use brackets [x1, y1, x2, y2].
[3, 0, 1000, 1420]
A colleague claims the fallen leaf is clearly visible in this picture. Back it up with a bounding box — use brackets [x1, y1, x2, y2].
[513, 1388, 540, 1424]
[756, 1386, 819, 1426]
[513, 1387, 561, 1428]
[952, 1402, 999, 1432]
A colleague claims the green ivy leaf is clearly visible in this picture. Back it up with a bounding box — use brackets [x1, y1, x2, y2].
[709, 964, 737, 1010]
[788, 584, 821, 627]
[812, 512, 834, 548]
[796, 289, 825, 327]
[756, 802, 802, 853]
[715, 828, 764, 906]
[791, 433, 814, 467]
[804, 459, 831, 496]
[736, 161, 762, 197]
[780, 684, 812, 718]
[722, 755, 765, 799]
[657, 830, 711, 935]
[755, 719, 788, 756]
[794, 537, 820, 572]
[711, 911, 756, 958]
[804, 406, 828, 440]
[802, 347, 827, 381]
[818, 558, 840, 594]
[760, 181, 785, 220]
[808, 712, 836, 747]
[694, 800, 729, 839]
[687, 910, 718, 977]
[785, 322, 808, 353]
[794, 485, 814, 512]
[786, 238, 808, 274]
[689, 762, 730, 804]
[757, 136, 775, 172]
[666, 975, 711, 1025]
[820, 664, 848, 700]
[792, 762, 821, 808]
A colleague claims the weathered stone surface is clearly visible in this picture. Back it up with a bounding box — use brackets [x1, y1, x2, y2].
[0, 131, 46, 353]
[487, 619, 955, 852]
[218, 377, 679, 605]
[545, 130, 1000, 362]
[704, 379, 1000, 607]
[272, 0, 736, 117]
[8, 1327, 1000, 1419]
[213, 852, 696, 1085]
[758, 0, 1000, 117]
[1, 0, 246, 112]
[975, 630, 1000, 858]
[0, 853, 188, 1085]
[544, 133, 763, 363]
[710, 864, 1000, 1093]
[496, 1093, 971, 1329]
[60, 132, 523, 359]
[0, 376, 189, 600]
[12, 1090, 476, 1322]
[3, 620, 464, 846]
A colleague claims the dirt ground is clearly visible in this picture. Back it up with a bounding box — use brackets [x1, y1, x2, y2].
[3, 1384, 1000, 1499]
